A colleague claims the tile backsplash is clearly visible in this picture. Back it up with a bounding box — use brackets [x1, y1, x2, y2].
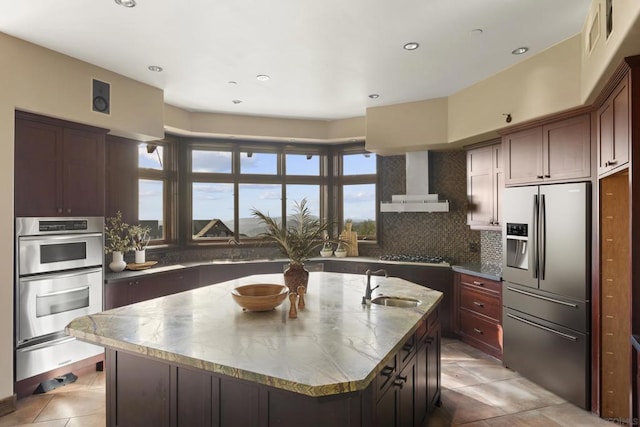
[480, 231, 503, 268]
[358, 150, 482, 265]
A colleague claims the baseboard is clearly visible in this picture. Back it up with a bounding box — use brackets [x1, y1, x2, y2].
[0, 394, 17, 417]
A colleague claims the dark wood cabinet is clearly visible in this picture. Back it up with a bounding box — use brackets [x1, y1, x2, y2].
[466, 141, 503, 230]
[105, 268, 199, 309]
[503, 113, 591, 186]
[105, 309, 441, 427]
[106, 135, 139, 225]
[14, 111, 107, 217]
[454, 272, 503, 359]
[597, 73, 630, 177]
[375, 309, 441, 427]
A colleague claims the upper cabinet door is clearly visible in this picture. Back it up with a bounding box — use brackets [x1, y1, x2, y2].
[598, 74, 629, 177]
[14, 118, 64, 217]
[543, 114, 591, 182]
[503, 127, 543, 186]
[467, 146, 493, 227]
[62, 128, 105, 216]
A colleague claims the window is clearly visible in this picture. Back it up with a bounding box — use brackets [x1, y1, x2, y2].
[184, 141, 377, 245]
[335, 148, 378, 242]
[138, 142, 174, 243]
[186, 142, 326, 244]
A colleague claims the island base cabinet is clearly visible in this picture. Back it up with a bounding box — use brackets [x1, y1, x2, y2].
[105, 310, 440, 427]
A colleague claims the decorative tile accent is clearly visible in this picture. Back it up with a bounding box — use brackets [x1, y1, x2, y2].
[480, 231, 503, 268]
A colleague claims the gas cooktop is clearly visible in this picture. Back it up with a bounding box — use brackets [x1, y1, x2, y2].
[379, 254, 450, 264]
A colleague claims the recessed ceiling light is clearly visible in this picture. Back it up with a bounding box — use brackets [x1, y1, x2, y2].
[148, 65, 163, 72]
[368, 94, 380, 99]
[403, 42, 420, 51]
[114, 0, 136, 7]
[256, 74, 270, 81]
[512, 47, 529, 55]
[469, 29, 484, 36]
[228, 81, 238, 85]
[232, 99, 242, 104]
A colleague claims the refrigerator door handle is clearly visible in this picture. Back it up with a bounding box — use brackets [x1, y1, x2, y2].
[540, 193, 546, 280]
[506, 313, 578, 342]
[532, 194, 539, 279]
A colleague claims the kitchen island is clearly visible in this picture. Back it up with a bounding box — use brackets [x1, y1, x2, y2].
[66, 272, 443, 427]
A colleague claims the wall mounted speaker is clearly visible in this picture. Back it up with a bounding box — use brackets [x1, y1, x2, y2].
[92, 79, 110, 114]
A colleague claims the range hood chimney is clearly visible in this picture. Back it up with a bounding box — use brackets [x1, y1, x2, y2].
[380, 151, 449, 213]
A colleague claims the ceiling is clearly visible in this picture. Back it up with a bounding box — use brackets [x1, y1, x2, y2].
[0, 0, 591, 121]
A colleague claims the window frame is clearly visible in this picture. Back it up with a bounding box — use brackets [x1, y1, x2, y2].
[138, 139, 177, 246]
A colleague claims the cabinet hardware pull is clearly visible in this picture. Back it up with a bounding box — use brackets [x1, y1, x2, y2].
[402, 343, 413, 352]
[394, 375, 408, 387]
[605, 159, 618, 167]
[536, 175, 544, 179]
[472, 281, 484, 286]
[544, 174, 550, 178]
[473, 302, 484, 308]
[381, 366, 394, 377]
[66, 208, 72, 214]
[473, 328, 483, 334]
[57, 208, 63, 214]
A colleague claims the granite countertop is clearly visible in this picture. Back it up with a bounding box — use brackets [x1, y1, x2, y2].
[67, 272, 442, 397]
[105, 256, 451, 282]
[452, 263, 502, 282]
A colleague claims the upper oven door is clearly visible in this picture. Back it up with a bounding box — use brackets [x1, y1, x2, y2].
[17, 267, 103, 345]
[18, 232, 103, 275]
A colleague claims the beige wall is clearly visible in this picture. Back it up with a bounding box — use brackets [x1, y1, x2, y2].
[0, 32, 165, 400]
[365, 98, 449, 155]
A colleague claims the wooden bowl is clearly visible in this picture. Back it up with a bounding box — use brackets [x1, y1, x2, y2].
[231, 284, 289, 311]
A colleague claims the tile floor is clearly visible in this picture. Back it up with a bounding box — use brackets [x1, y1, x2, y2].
[0, 339, 615, 426]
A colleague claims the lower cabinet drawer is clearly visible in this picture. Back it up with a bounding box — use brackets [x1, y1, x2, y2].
[460, 285, 501, 321]
[460, 310, 502, 357]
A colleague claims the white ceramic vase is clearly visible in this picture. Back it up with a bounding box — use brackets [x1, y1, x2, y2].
[135, 249, 146, 264]
[109, 251, 127, 272]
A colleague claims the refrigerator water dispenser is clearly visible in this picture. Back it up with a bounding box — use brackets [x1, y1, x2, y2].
[506, 223, 528, 270]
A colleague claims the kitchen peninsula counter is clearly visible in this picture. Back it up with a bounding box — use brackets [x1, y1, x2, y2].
[68, 272, 443, 427]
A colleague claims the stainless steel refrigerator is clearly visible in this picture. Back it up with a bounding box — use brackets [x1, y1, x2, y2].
[502, 182, 590, 409]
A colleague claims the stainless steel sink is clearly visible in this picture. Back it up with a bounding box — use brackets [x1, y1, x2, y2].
[371, 296, 421, 308]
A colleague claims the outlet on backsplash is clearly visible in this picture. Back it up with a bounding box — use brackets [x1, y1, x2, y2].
[469, 242, 479, 253]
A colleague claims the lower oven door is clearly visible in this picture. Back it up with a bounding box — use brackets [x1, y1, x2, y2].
[17, 267, 103, 345]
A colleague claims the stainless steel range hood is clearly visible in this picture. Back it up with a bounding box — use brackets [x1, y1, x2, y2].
[380, 151, 449, 213]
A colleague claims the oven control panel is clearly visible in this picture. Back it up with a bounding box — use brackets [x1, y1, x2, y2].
[39, 220, 88, 232]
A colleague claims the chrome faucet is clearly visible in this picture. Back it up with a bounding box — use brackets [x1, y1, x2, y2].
[363, 269, 388, 304]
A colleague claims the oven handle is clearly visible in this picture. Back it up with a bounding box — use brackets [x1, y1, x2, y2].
[19, 267, 103, 282]
[17, 336, 76, 352]
[39, 285, 90, 299]
[19, 233, 103, 242]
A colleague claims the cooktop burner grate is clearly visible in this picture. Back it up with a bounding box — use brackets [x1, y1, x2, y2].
[379, 254, 450, 264]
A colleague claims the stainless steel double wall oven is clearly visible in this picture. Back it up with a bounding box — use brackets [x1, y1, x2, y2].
[15, 217, 104, 382]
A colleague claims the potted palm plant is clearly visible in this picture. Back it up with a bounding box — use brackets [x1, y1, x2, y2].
[252, 198, 340, 292]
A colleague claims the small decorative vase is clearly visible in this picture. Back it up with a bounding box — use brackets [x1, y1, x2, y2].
[109, 251, 127, 272]
[135, 249, 146, 264]
[283, 263, 309, 293]
[320, 243, 333, 257]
